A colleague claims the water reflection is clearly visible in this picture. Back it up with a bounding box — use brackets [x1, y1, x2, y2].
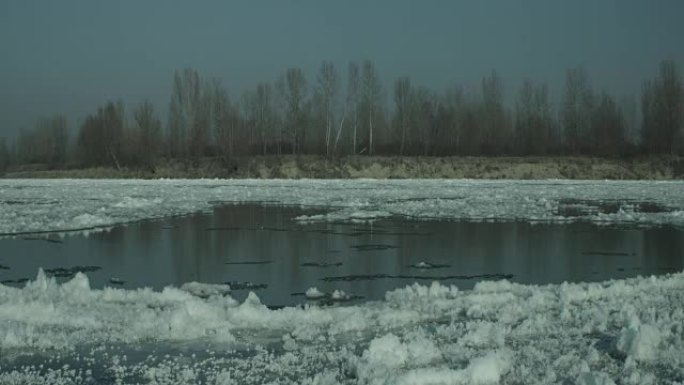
[0, 204, 682, 306]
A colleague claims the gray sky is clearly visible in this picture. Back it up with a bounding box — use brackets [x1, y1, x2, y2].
[1, 0, 683, 137]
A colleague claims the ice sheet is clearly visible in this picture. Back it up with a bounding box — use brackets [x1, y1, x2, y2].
[1, 179, 683, 237]
[1, 179, 683, 383]
[0, 270, 682, 384]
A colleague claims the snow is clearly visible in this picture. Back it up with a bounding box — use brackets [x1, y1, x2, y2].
[577, 371, 617, 385]
[358, 333, 409, 379]
[0, 270, 682, 383]
[305, 287, 326, 299]
[1, 179, 684, 236]
[1, 179, 683, 383]
[330, 289, 350, 301]
[180, 282, 232, 298]
[617, 323, 662, 362]
[465, 350, 512, 384]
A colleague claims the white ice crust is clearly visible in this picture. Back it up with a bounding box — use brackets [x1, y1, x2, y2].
[0, 270, 682, 384]
[1, 179, 684, 236]
[1, 179, 683, 383]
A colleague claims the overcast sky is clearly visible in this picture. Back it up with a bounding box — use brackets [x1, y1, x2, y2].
[1, 0, 683, 137]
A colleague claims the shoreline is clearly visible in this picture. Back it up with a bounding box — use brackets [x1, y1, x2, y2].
[2, 155, 683, 180]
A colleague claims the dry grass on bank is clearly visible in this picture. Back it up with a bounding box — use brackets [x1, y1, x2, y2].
[3, 155, 683, 180]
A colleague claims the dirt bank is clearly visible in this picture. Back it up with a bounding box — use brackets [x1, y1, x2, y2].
[3, 155, 684, 180]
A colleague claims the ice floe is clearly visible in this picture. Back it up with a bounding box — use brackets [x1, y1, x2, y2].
[0, 270, 682, 383]
[1, 179, 684, 237]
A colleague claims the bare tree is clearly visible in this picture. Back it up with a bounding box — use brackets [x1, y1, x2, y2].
[16, 58, 684, 163]
[562, 67, 594, 153]
[459, 91, 485, 155]
[332, 106, 347, 154]
[516, 79, 554, 154]
[167, 68, 212, 160]
[241, 89, 257, 151]
[361, 60, 382, 155]
[191, 83, 213, 160]
[592, 92, 625, 156]
[99, 102, 125, 169]
[0, 137, 9, 172]
[393, 76, 412, 155]
[51, 115, 69, 166]
[347, 62, 360, 154]
[533, 83, 555, 153]
[515, 79, 535, 154]
[212, 80, 238, 158]
[658, 60, 684, 154]
[255, 82, 274, 155]
[283, 67, 308, 154]
[641, 81, 655, 152]
[619, 95, 638, 146]
[16, 115, 68, 166]
[413, 86, 439, 155]
[314, 61, 339, 156]
[132, 100, 162, 169]
[642, 59, 683, 154]
[274, 77, 287, 155]
[481, 71, 507, 154]
[77, 101, 124, 168]
[442, 86, 465, 154]
[168, 71, 187, 158]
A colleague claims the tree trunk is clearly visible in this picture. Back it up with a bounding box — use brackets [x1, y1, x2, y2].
[108, 147, 121, 171]
[325, 108, 331, 157]
[400, 117, 406, 156]
[333, 107, 347, 154]
[369, 107, 373, 156]
[263, 132, 267, 156]
[352, 109, 357, 155]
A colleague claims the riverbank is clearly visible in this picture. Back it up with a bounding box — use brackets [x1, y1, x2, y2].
[3, 155, 683, 179]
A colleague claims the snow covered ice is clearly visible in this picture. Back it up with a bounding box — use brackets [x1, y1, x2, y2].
[1, 179, 684, 236]
[0, 270, 683, 383]
[0, 179, 683, 383]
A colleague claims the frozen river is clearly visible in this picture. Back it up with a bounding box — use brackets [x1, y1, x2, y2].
[1, 204, 682, 307]
[0, 179, 683, 384]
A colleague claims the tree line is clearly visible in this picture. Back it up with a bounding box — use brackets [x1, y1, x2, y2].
[1, 59, 682, 173]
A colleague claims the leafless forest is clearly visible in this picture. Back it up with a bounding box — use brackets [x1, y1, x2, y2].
[1, 59, 682, 173]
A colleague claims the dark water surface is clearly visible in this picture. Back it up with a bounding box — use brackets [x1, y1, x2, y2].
[1, 204, 682, 306]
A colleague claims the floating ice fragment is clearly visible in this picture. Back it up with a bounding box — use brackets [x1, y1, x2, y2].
[305, 287, 326, 299]
[282, 333, 297, 351]
[331, 290, 350, 301]
[242, 291, 263, 307]
[3, 179, 684, 236]
[180, 282, 232, 298]
[367, 334, 408, 368]
[409, 261, 450, 269]
[617, 323, 662, 361]
[0, 265, 683, 382]
[467, 350, 512, 384]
